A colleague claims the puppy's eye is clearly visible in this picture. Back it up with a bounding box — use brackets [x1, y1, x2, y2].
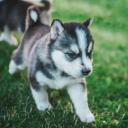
[65, 52, 78, 60]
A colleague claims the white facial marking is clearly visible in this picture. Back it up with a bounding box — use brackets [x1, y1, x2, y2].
[51, 50, 82, 77]
[70, 44, 79, 54]
[30, 10, 38, 22]
[76, 28, 87, 51]
[76, 28, 87, 65]
[76, 28, 92, 71]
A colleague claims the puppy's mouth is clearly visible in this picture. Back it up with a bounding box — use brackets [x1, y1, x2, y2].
[61, 71, 82, 79]
[61, 69, 92, 79]
[81, 70, 92, 77]
[68, 72, 92, 78]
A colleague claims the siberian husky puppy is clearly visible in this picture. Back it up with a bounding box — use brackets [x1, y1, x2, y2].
[0, 0, 51, 45]
[9, 7, 95, 123]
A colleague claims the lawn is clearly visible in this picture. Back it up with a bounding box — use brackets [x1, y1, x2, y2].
[0, 0, 128, 127]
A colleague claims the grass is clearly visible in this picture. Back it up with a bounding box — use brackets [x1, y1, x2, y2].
[0, 0, 128, 127]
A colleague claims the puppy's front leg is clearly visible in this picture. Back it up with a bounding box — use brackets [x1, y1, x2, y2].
[30, 76, 52, 111]
[67, 83, 95, 123]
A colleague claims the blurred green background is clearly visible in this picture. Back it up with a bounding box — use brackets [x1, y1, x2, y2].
[0, 0, 128, 127]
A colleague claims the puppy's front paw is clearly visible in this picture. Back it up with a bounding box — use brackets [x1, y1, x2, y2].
[37, 103, 52, 111]
[79, 111, 95, 123]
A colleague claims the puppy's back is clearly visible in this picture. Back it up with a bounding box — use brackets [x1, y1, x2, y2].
[9, 6, 50, 75]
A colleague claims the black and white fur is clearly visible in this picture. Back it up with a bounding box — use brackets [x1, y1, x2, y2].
[0, 0, 51, 45]
[9, 8, 95, 123]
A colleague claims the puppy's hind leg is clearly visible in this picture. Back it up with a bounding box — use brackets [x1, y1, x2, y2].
[9, 47, 25, 75]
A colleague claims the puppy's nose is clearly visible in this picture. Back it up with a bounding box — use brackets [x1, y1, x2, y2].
[82, 68, 91, 75]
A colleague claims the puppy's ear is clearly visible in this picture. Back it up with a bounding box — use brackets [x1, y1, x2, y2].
[83, 18, 93, 28]
[50, 19, 64, 40]
[26, 6, 40, 30]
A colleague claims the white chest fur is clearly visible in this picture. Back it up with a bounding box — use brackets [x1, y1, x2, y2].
[35, 71, 82, 89]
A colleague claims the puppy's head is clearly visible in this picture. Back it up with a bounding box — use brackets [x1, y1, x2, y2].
[50, 19, 94, 78]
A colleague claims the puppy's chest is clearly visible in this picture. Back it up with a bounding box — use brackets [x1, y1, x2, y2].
[36, 70, 72, 89]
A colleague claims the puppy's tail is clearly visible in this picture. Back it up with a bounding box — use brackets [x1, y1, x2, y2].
[25, 0, 51, 30]
[26, 6, 41, 30]
[40, 0, 51, 10]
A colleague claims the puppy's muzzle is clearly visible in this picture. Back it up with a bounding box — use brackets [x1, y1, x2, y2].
[82, 68, 91, 76]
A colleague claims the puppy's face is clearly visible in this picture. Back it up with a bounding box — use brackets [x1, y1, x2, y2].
[50, 19, 94, 78]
